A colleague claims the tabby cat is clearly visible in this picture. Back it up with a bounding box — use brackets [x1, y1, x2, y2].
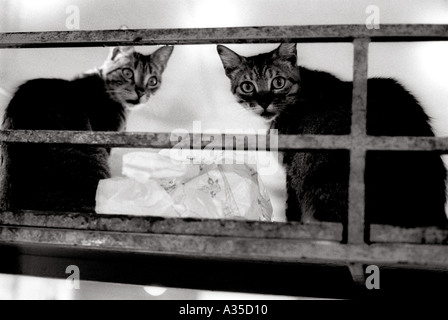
[0, 45, 174, 213]
[217, 43, 448, 229]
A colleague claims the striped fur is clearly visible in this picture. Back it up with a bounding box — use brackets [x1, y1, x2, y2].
[100, 46, 173, 107]
[0, 46, 174, 213]
[218, 43, 447, 229]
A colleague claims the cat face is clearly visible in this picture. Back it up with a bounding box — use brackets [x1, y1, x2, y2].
[100, 46, 173, 108]
[217, 43, 300, 121]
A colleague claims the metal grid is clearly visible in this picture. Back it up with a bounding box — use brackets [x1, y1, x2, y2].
[1, 25, 448, 294]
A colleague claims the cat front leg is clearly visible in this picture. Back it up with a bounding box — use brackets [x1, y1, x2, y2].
[287, 150, 349, 224]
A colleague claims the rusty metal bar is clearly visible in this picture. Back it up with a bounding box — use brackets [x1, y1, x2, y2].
[348, 149, 367, 243]
[348, 38, 370, 244]
[3, 130, 448, 152]
[1, 225, 448, 270]
[0, 130, 178, 148]
[370, 225, 448, 244]
[3, 211, 447, 245]
[348, 263, 366, 285]
[350, 39, 369, 138]
[3, 211, 448, 245]
[0, 211, 342, 241]
[1, 25, 448, 48]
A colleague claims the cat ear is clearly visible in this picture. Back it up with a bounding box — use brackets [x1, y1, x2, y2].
[217, 45, 245, 78]
[109, 46, 135, 61]
[150, 46, 174, 72]
[273, 43, 297, 65]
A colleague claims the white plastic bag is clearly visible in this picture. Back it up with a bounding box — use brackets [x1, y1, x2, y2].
[169, 163, 272, 221]
[95, 150, 273, 221]
[95, 177, 178, 217]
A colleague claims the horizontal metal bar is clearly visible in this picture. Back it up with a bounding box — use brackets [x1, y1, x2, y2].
[3, 210, 447, 244]
[0, 211, 342, 241]
[1, 225, 448, 270]
[2, 130, 448, 152]
[371, 225, 448, 244]
[2, 211, 447, 245]
[0, 130, 178, 148]
[1, 24, 448, 49]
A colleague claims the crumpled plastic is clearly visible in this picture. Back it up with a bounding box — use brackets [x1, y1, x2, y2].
[95, 150, 273, 221]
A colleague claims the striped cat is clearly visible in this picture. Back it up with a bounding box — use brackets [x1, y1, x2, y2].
[217, 43, 447, 229]
[0, 45, 173, 213]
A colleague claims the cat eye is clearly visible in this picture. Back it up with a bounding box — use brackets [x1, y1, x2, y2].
[240, 82, 255, 94]
[147, 76, 158, 87]
[272, 77, 286, 90]
[122, 68, 134, 79]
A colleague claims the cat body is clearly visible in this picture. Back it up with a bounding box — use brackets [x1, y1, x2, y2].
[0, 45, 173, 213]
[217, 43, 447, 228]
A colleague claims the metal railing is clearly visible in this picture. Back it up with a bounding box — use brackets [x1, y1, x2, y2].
[1, 24, 448, 296]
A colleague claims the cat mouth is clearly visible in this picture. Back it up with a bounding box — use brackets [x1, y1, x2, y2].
[126, 99, 141, 105]
[260, 111, 277, 120]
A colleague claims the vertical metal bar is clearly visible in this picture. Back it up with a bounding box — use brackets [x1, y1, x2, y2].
[351, 38, 369, 137]
[0, 143, 8, 211]
[348, 38, 370, 244]
[348, 263, 366, 286]
[348, 149, 367, 244]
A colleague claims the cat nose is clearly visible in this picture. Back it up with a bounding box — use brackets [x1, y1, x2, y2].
[135, 87, 145, 98]
[257, 93, 273, 110]
[259, 101, 272, 110]
[258, 98, 273, 110]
